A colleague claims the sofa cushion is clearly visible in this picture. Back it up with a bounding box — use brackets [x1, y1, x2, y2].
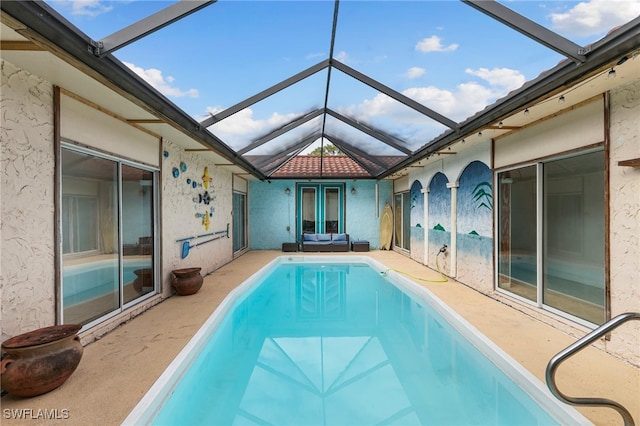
[317, 233, 331, 242]
[302, 233, 318, 242]
[332, 233, 347, 241]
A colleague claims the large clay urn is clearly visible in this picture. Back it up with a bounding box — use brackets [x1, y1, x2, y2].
[171, 267, 203, 296]
[1, 324, 83, 397]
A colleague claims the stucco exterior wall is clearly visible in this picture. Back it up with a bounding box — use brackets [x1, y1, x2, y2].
[1, 60, 56, 341]
[345, 180, 393, 248]
[161, 140, 234, 296]
[608, 79, 640, 365]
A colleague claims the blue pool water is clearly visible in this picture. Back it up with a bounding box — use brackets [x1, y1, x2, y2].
[63, 259, 151, 306]
[126, 256, 588, 426]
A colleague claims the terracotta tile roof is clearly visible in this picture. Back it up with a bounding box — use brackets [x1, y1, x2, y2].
[243, 154, 407, 178]
[272, 155, 371, 178]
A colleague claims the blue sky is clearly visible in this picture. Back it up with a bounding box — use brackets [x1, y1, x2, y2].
[47, 0, 639, 152]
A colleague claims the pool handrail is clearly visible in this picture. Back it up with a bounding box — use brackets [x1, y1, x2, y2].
[545, 312, 640, 426]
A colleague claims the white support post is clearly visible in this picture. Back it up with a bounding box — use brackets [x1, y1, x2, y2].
[446, 182, 459, 278]
[421, 187, 429, 265]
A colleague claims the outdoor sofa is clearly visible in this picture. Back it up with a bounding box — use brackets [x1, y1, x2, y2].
[301, 233, 349, 252]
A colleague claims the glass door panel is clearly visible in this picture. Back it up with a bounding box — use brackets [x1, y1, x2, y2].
[393, 192, 411, 250]
[394, 194, 402, 247]
[301, 187, 317, 234]
[403, 192, 411, 250]
[233, 192, 247, 252]
[324, 188, 339, 233]
[61, 148, 120, 324]
[122, 165, 154, 305]
[497, 165, 537, 302]
[543, 151, 605, 324]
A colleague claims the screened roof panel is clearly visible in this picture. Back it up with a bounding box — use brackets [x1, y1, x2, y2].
[495, 0, 637, 45]
[327, 68, 449, 152]
[23, 0, 639, 180]
[324, 114, 408, 158]
[206, 69, 329, 152]
[332, 1, 565, 114]
[243, 115, 323, 157]
[103, 0, 335, 117]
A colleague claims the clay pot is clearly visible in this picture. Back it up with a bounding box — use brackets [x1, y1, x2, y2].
[1, 324, 83, 397]
[133, 268, 153, 293]
[171, 267, 203, 296]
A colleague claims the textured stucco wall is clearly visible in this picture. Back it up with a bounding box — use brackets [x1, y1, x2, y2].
[161, 140, 234, 296]
[1, 60, 56, 341]
[608, 79, 640, 365]
[345, 180, 393, 248]
[248, 180, 392, 250]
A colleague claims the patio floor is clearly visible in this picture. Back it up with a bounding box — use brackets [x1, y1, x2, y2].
[2, 250, 638, 425]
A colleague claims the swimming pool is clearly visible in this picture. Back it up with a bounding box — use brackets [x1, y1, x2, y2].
[124, 256, 589, 425]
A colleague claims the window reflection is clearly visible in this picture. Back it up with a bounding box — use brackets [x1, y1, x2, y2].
[62, 148, 119, 324]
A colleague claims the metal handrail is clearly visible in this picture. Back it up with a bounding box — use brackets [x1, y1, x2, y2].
[546, 312, 640, 426]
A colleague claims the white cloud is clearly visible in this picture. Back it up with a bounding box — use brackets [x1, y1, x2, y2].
[66, 0, 113, 17]
[306, 52, 325, 60]
[550, 0, 640, 38]
[123, 62, 199, 98]
[406, 67, 426, 80]
[341, 66, 525, 131]
[415, 36, 458, 53]
[334, 51, 349, 63]
[202, 107, 300, 151]
[465, 67, 525, 92]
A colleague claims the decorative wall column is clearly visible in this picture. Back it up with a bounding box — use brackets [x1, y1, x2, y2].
[446, 182, 459, 278]
[422, 187, 429, 265]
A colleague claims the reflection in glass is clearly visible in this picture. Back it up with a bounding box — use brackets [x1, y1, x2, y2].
[61, 147, 157, 325]
[62, 148, 119, 324]
[403, 190, 411, 250]
[324, 188, 339, 233]
[233, 192, 247, 252]
[302, 187, 316, 234]
[393, 192, 411, 250]
[543, 151, 605, 324]
[122, 165, 154, 305]
[497, 165, 537, 301]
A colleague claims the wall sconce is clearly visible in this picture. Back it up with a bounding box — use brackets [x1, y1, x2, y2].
[284, 188, 290, 195]
[351, 188, 356, 194]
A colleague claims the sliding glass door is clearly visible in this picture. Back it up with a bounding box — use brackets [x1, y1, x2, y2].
[233, 191, 247, 253]
[496, 150, 605, 324]
[394, 192, 411, 251]
[497, 165, 537, 301]
[61, 145, 157, 326]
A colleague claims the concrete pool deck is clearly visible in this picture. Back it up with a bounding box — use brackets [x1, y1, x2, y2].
[2, 250, 638, 425]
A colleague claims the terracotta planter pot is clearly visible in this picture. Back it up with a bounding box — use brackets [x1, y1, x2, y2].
[171, 267, 203, 296]
[1, 324, 83, 397]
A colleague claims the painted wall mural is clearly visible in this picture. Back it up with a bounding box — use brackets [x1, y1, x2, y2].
[427, 172, 450, 274]
[456, 161, 493, 289]
[410, 180, 424, 263]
